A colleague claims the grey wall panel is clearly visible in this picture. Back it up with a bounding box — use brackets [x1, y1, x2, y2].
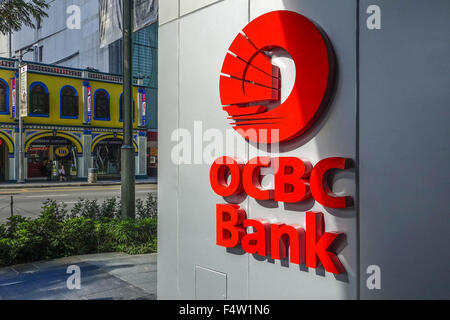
[159, 0, 449, 300]
[159, 0, 179, 26]
[359, 0, 450, 299]
[195, 266, 227, 300]
[157, 20, 180, 300]
[180, 0, 223, 16]
[176, 0, 250, 299]
[247, 0, 357, 299]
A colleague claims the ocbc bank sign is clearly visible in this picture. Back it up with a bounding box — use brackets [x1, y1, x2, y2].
[210, 11, 352, 275]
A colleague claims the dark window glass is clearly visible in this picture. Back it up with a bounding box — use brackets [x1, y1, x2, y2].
[95, 91, 110, 119]
[0, 81, 6, 113]
[61, 86, 78, 117]
[30, 84, 49, 115]
[109, 39, 123, 75]
[120, 94, 135, 122]
[39, 46, 43, 62]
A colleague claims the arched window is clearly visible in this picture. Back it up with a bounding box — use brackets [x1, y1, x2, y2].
[94, 89, 110, 120]
[60, 86, 78, 118]
[29, 82, 49, 116]
[0, 79, 8, 114]
[119, 93, 135, 122]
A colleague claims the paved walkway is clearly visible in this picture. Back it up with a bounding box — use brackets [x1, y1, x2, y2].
[0, 253, 157, 300]
[0, 178, 157, 189]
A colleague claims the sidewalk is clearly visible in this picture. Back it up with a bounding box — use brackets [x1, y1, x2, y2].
[0, 253, 157, 300]
[0, 178, 157, 189]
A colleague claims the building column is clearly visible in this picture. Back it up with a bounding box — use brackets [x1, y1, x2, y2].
[81, 130, 92, 179]
[8, 154, 15, 181]
[13, 126, 22, 181]
[137, 132, 147, 176]
[81, 75, 92, 180]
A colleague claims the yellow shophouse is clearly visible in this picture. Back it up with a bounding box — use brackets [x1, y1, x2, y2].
[0, 58, 148, 182]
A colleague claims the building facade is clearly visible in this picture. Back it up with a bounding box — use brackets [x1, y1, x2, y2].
[158, 0, 450, 300]
[0, 58, 147, 182]
[2, 0, 158, 177]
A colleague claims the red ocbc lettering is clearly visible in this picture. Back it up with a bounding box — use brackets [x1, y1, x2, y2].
[310, 157, 353, 208]
[210, 156, 353, 208]
[242, 157, 273, 200]
[210, 156, 244, 197]
[274, 157, 312, 203]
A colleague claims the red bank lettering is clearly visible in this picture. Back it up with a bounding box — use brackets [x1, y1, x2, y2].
[214, 204, 345, 274]
[216, 204, 246, 247]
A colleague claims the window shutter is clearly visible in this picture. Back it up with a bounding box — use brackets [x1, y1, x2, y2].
[44, 93, 50, 114]
[74, 95, 79, 116]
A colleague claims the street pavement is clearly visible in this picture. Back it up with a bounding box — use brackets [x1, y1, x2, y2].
[0, 183, 157, 222]
[0, 252, 157, 300]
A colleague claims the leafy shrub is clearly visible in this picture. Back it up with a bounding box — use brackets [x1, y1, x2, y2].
[69, 199, 101, 219]
[41, 199, 68, 221]
[136, 193, 157, 219]
[60, 218, 97, 254]
[66, 193, 155, 220]
[0, 194, 158, 267]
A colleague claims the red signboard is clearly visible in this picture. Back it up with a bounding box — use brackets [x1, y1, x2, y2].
[212, 11, 351, 275]
[219, 10, 335, 144]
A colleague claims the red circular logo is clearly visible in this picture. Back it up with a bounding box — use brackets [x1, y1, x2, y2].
[219, 10, 335, 144]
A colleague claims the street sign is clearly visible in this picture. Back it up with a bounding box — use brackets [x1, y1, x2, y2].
[11, 78, 16, 118]
[142, 92, 147, 126]
[19, 65, 28, 118]
[87, 86, 91, 122]
[55, 146, 70, 157]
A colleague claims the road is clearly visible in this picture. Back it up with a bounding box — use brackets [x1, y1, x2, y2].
[0, 184, 157, 222]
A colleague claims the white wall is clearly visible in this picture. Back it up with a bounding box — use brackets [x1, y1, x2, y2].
[158, 0, 358, 299]
[159, 0, 450, 300]
[10, 0, 109, 71]
[0, 34, 11, 58]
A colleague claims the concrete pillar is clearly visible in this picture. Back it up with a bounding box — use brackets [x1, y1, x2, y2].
[8, 156, 15, 181]
[137, 132, 147, 176]
[13, 126, 20, 181]
[76, 154, 84, 179]
[81, 130, 92, 179]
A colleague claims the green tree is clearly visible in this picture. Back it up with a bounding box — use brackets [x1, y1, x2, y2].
[0, 0, 49, 35]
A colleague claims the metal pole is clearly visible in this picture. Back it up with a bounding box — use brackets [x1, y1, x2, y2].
[17, 52, 25, 183]
[10, 195, 13, 217]
[8, 31, 12, 58]
[121, 0, 135, 219]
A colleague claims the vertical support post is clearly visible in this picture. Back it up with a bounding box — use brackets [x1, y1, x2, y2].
[8, 32, 12, 58]
[17, 55, 25, 183]
[121, 0, 135, 219]
[10, 195, 13, 217]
